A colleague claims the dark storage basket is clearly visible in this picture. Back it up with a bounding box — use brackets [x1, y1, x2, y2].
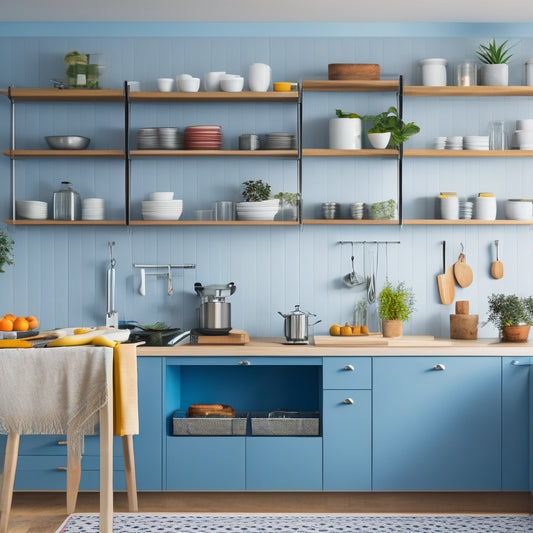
[172, 410, 247, 436]
[250, 410, 320, 436]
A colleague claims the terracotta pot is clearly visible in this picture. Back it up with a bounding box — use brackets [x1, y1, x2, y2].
[382, 319, 403, 338]
[501, 325, 530, 342]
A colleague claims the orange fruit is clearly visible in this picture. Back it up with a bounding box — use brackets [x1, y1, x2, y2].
[13, 316, 29, 332]
[329, 324, 341, 336]
[340, 323, 353, 336]
[3, 313, 15, 321]
[351, 325, 362, 335]
[26, 315, 39, 330]
[0, 317, 14, 331]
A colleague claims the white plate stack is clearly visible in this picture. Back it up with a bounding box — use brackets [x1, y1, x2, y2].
[158, 127, 183, 149]
[235, 199, 280, 220]
[263, 133, 296, 150]
[16, 200, 48, 219]
[445, 136, 463, 150]
[463, 136, 489, 150]
[142, 199, 183, 220]
[350, 202, 365, 220]
[82, 198, 105, 220]
[459, 200, 473, 219]
[434, 136, 447, 149]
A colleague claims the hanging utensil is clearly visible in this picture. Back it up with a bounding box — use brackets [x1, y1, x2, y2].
[105, 241, 119, 328]
[167, 265, 173, 295]
[491, 239, 504, 279]
[437, 240, 455, 305]
[367, 246, 376, 304]
[453, 243, 474, 288]
[343, 242, 365, 288]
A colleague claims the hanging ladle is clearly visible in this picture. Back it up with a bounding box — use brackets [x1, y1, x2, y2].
[343, 242, 365, 288]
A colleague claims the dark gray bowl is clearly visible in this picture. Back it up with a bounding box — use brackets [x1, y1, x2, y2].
[45, 135, 91, 150]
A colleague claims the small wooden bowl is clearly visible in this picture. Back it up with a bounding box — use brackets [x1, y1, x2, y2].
[328, 63, 380, 80]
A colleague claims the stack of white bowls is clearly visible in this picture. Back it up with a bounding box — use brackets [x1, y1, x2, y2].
[459, 200, 473, 220]
[445, 136, 463, 150]
[82, 198, 105, 220]
[350, 202, 365, 220]
[513, 119, 533, 150]
[434, 137, 447, 149]
[16, 200, 48, 219]
[235, 199, 280, 220]
[142, 192, 182, 220]
[463, 136, 489, 150]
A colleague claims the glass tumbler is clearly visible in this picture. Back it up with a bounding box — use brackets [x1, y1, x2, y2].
[455, 62, 477, 86]
[489, 121, 507, 150]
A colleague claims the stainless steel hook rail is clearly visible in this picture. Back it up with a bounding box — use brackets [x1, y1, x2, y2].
[133, 264, 196, 269]
[338, 240, 401, 245]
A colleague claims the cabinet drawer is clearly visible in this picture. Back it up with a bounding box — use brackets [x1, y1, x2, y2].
[166, 436, 245, 490]
[323, 357, 371, 389]
[16, 434, 125, 457]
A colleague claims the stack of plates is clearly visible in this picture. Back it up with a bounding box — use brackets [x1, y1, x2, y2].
[235, 200, 280, 221]
[141, 200, 183, 220]
[434, 136, 447, 149]
[350, 202, 365, 220]
[459, 200, 473, 220]
[82, 198, 105, 220]
[263, 132, 296, 150]
[16, 200, 48, 220]
[445, 136, 463, 150]
[184, 125, 222, 150]
[137, 127, 184, 150]
[463, 136, 489, 150]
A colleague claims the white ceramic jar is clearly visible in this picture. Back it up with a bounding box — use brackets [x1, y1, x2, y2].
[420, 58, 447, 86]
[248, 63, 271, 92]
[329, 118, 362, 149]
[440, 196, 459, 220]
[475, 196, 497, 220]
[526, 59, 533, 86]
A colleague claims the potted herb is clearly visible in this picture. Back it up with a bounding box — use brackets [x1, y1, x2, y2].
[330, 109, 362, 149]
[485, 293, 533, 342]
[0, 229, 14, 273]
[475, 39, 515, 86]
[377, 281, 415, 338]
[364, 106, 420, 149]
[370, 199, 397, 220]
[236, 179, 280, 221]
[274, 192, 300, 221]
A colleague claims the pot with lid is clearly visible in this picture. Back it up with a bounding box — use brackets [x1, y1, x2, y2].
[278, 305, 321, 344]
[194, 282, 236, 335]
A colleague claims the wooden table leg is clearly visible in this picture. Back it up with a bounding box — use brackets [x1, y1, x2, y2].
[122, 435, 138, 512]
[66, 451, 81, 514]
[100, 391, 113, 532]
[0, 433, 20, 533]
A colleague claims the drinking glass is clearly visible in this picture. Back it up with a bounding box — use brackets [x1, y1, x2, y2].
[489, 121, 507, 150]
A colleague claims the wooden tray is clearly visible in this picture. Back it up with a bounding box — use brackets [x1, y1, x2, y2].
[191, 329, 250, 345]
[314, 335, 453, 347]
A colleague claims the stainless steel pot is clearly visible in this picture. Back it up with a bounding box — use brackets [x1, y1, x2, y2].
[278, 305, 321, 344]
[194, 282, 236, 335]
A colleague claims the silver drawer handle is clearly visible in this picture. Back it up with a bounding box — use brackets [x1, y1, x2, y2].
[57, 441, 67, 446]
[57, 466, 67, 471]
[343, 398, 354, 404]
[433, 364, 446, 371]
[343, 365, 355, 371]
[238, 360, 251, 366]
[511, 360, 533, 366]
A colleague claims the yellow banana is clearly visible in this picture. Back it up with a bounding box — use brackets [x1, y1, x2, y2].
[0, 339, 33, 348]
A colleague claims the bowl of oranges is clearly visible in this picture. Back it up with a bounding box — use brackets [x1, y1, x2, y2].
[0, 313, 39, 337]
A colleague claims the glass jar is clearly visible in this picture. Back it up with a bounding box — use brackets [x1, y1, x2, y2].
[53, 181, 81, 220]
[455, 62, 477, 86]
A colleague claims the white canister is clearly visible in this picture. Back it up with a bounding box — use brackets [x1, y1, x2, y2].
[440, 196, 459, 220]
[329, 118, 362, 149]
[248, 63, 271, 92]
[420, 58, 447, 86]
[475, 196, 497, 220]
[526, 59, 533, 86]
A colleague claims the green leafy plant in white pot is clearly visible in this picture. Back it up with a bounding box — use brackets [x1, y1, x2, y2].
[475, 39, 515, 86]
[236, 179, 280, 221]
[364, 106, 420, 149]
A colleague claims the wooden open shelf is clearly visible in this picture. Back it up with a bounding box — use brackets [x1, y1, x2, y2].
[4, 219, 126, 226]
[130, 149, 297, 158]
[303, 148, 397, 157]
[302, 219, 399, 225]
[404, 149, 533, 158]
[404, 85, 533, 97]
[128, 220, 299, 226]
[302, 80, 399, 92]
[403, 219, 533, 225]
[3, 149, 124, 159]
[128, 90, 299, 103]
[1, 88, 124, 102]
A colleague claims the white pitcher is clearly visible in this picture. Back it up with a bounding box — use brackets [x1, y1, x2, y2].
[248, 62, 271, 92]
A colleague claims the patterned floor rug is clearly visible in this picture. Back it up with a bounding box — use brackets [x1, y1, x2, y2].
[55, 512, 533, 532]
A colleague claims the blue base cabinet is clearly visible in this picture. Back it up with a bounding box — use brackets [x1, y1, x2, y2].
[373, 357, 502, 491]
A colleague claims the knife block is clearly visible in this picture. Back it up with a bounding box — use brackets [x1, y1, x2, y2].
[450, 300, 478, 340]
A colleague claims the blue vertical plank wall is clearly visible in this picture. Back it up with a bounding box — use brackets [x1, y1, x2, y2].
[2, 23, 533, 337]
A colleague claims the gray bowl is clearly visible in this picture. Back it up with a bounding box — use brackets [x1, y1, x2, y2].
[45, 135, 91, 150]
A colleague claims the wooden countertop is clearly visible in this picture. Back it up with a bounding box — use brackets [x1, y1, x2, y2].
[136, 337, 533, 357]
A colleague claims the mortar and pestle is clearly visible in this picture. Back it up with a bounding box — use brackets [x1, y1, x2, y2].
[450, 300, 478, 340]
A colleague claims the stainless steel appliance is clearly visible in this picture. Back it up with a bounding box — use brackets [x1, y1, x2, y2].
[278, 305, 321, 344]
[194, 282, 236, 335]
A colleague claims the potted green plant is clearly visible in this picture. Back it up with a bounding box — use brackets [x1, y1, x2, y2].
[377, 281, 415, 337]
[274, 192, 300, 221]
[370, 199, 397, 220]
[236, 179, 279, 221]
[363, 106, 420, 149]
[485, 293, 533, 342]
[475, 39, 515, 86]
[0, 229, 14, 273]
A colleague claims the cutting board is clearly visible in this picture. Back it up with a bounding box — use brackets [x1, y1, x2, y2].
[314, 335, 453, 347]
[191, 330, 250, 345]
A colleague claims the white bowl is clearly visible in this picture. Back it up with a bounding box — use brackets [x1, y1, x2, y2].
[157, 78, 174, 92]
[236, 200, 279, 208]
[220, 76, 244, 92]
[516, 119, 533, 131]
[504, 199, 533, 220]
[179, 77, 200, 92]
[149, 192, 174, 201]
[204, 71, 226, 91]
[515, 129, 533, 149]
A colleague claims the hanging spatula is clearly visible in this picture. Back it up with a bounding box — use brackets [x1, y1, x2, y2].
[437, 241, 455, 305]
[490, 239, 504, 279]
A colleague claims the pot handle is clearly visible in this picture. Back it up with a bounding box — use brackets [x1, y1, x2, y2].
[309, 319, 322, 327]
[277, 311, 287, 318]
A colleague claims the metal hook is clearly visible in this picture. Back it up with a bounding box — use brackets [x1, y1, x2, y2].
[167, 265, 173, 295]
[460, 242, 464, 254]
[108, 241, 116, 268]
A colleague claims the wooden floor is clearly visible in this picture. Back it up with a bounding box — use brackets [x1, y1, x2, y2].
[4, 491, 532, 533]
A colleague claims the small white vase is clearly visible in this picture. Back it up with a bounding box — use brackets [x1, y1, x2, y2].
[248, 63, 271, 92]
[481, 64, 509, 86]
[367, 131, 391, 149]
[329, 118, 362, 149]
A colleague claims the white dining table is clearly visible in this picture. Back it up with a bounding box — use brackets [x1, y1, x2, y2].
[0, 346, 115, 532]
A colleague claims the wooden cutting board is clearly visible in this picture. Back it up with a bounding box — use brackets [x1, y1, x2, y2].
[314, 335, 453, 347]
[192, 330, 250, 345]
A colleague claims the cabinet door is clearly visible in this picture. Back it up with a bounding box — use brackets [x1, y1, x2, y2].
[246, 437, 322, 490]
[322, 357, 371, 389]
[502, 357, 531, 490]
[323, 389, 371, 490]
[373, 357, 501, 491]
[166, 436, 245, 490]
